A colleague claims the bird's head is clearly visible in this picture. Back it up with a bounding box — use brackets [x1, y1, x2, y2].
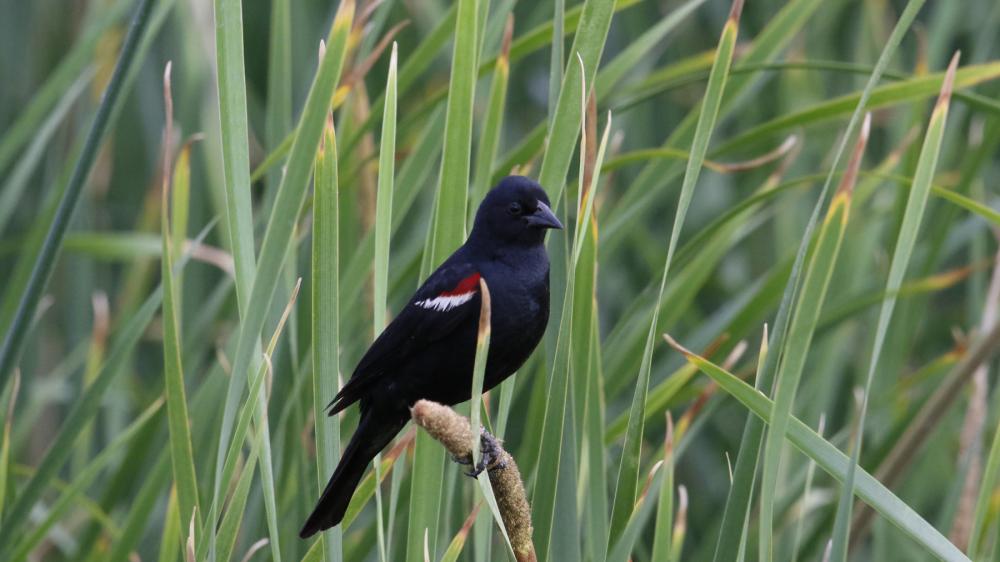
[470, 176, 563, 247]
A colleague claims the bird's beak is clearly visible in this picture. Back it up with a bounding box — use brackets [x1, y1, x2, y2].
[525, 201, 563, 229]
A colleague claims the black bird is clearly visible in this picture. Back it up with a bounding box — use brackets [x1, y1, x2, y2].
[300, 176, 563, 538]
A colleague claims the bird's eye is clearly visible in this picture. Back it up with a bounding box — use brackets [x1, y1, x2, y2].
[507, 202, 523, 216]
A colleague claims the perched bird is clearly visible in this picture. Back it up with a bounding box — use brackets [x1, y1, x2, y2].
[300, 176, 563, 538]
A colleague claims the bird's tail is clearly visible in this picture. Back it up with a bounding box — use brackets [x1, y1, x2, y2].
[299, 411, 404, 538]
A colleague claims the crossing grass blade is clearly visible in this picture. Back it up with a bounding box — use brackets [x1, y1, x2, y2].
[663, 336, 972, 562]
[0, 0, 133, 179]
[712, 60, 1000, 156]
[532, 61, 611, 560]
[5, 398, 163, 562]
[210, 2, 353, 558]
[603, 0, 821, 245]
[828, 53, 959, 562]
[0, 281, 164, 553]
[0, 0, 157, 398]
[758, 113, 868, 561]
[534, 0, 616, 204]
[608, 0, 741, 548]
[0, 73, 90, 236]
[712, 4, 925, 559]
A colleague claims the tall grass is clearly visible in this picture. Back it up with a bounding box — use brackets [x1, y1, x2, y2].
[2, 1, 1000, 561]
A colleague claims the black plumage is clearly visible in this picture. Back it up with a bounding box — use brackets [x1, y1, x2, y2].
[300, 176, 562, 538]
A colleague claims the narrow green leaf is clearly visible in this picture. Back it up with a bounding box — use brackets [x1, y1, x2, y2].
[313, 116, 343, 562]
[159, 63, 201, 540]
[829, 54, 959, 562]
[468, 281, 515, 555]
[470, 17, 512, 218]
[609, 0, 741, 548]
[758, 114, 868, 561]
[210, 3, 353, 558]
[712, 3, 925, 558]
[665, 337, 971, 562]
[409, 0, 479, 556]
[0, 0, 157, 398]
[6, 399, 163, 562]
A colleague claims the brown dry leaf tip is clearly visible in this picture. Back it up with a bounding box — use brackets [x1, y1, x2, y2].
[185, 511, 197, 562]
[674, 485, 689, 536]
[161, 61, 175, 202]
[357, 0, 383, 29]
[662, 333, 695, 358]
[716, 134, 800, 173]
[501, 14, 514, 59]
[239, 538, 270, 562]
[936, 51, 961, 110]
[665, 411, 675, 456]
[477, 278, 492, 341]
[728, 0, 745, 25]
[836, 112, 871, 196]
[344, 21, 408, 88]
[91, 291, 110, 347]
[722, 340, 747, 369]
[639, 460, 665, 500]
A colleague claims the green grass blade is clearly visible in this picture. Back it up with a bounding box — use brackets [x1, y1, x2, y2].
[210, 1, 353, 555]
[607, 461, 666, 562]
[604, 0, 821, 245]
[159, 66, 201, 541]
[594, 0, 707, 102]
[427, 0, 479, 261]
[0, 0, 157, 397]
[309, 78, 343, 562]
[0, 0, 133, 179]
[535, 0, 616, 204]
[0, 371, 19, 519]
[712, 3, 925, 558]
[0, 283, 164, 551]
[530, 58, 584, 559]
[0, 72, 90, 236]
[469, 281, 515, 555]
[758, 114, 868, 561]
[408, 0, 480, 556]
[470, 18, 511, 217]
[829, 54, 959, 562]
[6, 399, 163, 562]
[213, 0, 257, 295]
[712, 61, 1000, 156]
[608, 0, 741, 548]
[665, 337, 971, 562]
[650, 418, 676, 562]
[371, 42, 398, 562]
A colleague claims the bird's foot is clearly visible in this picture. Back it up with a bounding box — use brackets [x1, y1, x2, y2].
[465, 429, 506, 478]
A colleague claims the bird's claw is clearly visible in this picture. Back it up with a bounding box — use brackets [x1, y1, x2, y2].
[451, 453, 473, 466]
[464, 429, 505, 478]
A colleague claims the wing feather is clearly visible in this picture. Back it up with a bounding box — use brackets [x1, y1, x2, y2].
[327, 260, 481, 414]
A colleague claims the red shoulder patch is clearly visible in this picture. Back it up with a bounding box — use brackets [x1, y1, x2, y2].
[441, 272, 481, 296]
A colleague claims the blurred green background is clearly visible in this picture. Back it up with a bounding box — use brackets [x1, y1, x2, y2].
[1, 0, 999, 560]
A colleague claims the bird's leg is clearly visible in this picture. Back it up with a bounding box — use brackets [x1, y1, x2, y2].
[465, 428, 506, 478]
